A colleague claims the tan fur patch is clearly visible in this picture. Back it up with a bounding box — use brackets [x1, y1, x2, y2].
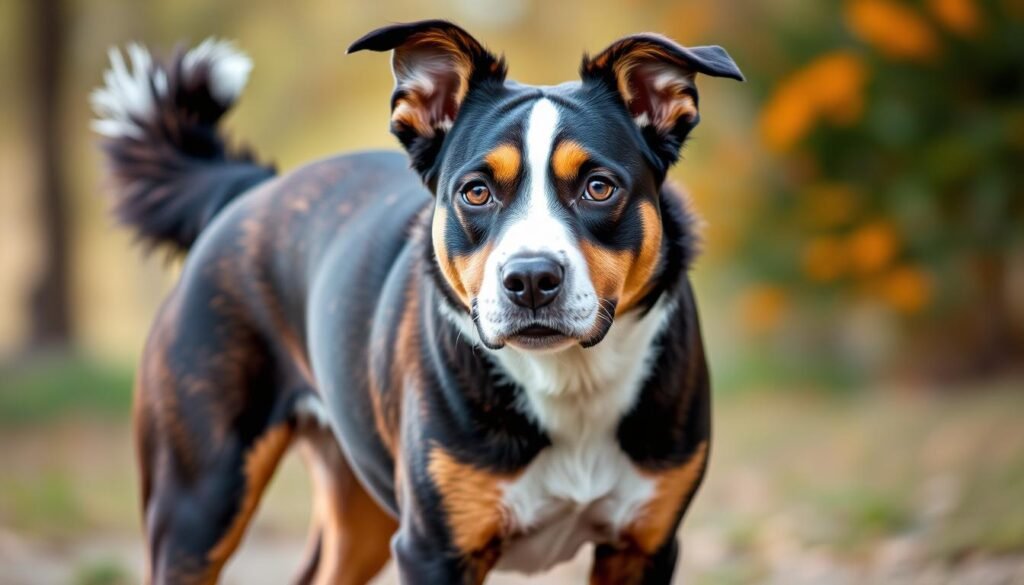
[432, 206, 469, 305]
[627, 440, 708, 554]
[552, 140, 589, 181]
[391, 98, 434, 137]
[372, 285, 420, 456]
[580, 240, 632, 304]
[410, 30, 474, 91]
[585, 40, 698, 133]
[484, 143, 521, 185]
[427, 446, 511, 555]
[590, 549, 649, 585]
[391, 30, 475, 137]
[368, 210, 427, 456]
[615, 55, 697, 131]
[664, 92, 698, 129]
[453, 242, 492, 300]
[579, 201, 663, 315]
[619, 201, 663, 311]
[432, 205, 493, 308]
[298, 430, 396, 585]
[207, 424, 294, 566]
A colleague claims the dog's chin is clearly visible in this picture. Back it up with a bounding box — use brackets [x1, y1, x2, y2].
[478, 323, 607, 353]
[578, 315, 615, 349]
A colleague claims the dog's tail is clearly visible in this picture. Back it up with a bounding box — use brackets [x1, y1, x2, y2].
[91, 39, 275, 253]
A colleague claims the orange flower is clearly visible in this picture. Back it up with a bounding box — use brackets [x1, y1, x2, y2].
[847, 221, 899, 274]
[803, 236, 848, 282]
[845, 0, 941, 61]
[759, 79, 818, 152]
[760, 52, 868, 152]
[803, 183, 860, 228]
[737, 285, 789, 335]
[813, 54, 869, 125]
[928, 0, 983, 36]
[880, 265, 932, 313]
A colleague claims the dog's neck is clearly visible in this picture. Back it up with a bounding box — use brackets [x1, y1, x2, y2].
[438, 295, 674, 441]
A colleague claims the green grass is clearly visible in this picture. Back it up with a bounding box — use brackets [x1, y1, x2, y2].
[75, 559, 132, 585]
[710, 347, 864, 395]
[0, 354, 134, 425]
[693, 564, 765, 585]
[934, 451, 1024, 557]
[0, 470, 90, 539]
[0, 444, 139, 537]
[806, 485, 914, 551]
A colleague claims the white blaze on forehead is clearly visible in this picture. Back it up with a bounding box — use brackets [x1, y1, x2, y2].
[502, 98, 570, 257]
[525, 98, 560, 212]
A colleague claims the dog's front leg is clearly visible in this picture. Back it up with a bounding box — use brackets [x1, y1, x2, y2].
[391, 436, 505, 584]
[590, 538, 679, 585]
[391, 464, 501, 585]
[392, 527, 497, 585]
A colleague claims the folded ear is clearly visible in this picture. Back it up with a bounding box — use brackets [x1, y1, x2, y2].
[348, 20, 506, 184]
[581, 34, 743, 171]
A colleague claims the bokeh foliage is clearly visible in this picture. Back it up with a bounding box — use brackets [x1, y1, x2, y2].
[738, 0, 1024, 380]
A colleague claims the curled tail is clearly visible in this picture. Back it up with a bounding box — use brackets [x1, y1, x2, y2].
[91, 39, 275, 253]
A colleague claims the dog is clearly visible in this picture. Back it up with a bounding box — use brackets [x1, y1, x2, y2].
[92, 20, 742, 584]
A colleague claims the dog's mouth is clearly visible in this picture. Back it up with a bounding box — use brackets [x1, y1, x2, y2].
[517, 324, 562, 337]
[505, 323, 575, 351]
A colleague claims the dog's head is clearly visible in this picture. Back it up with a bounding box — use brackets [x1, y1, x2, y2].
[350, 20, 742, 352]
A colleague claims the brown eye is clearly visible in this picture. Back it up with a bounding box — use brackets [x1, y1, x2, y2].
[461, 182, 491, 206]
[584, 177, 617, 201]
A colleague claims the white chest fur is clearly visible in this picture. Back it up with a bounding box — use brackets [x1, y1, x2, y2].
[486, 300, 674, 574]
[495, 434, 655, 573]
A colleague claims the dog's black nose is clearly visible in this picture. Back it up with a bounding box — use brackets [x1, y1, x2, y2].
[501, 255, 564, 310]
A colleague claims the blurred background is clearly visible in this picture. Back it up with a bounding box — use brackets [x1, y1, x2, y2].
[1, 0, 1022, 583]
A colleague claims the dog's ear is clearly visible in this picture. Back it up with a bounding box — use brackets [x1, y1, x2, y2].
[348, 20, 506, 185]
[581, 34, 743, 173]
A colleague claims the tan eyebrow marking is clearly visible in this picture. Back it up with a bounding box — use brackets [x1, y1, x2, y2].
[484, 143, 521, 184]
[551, 140, 589, 180]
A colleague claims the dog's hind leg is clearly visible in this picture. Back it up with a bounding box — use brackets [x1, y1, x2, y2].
[292, 423, 396, 585]
[135, 298, 301, 584]
[138, 399, 296, 584]
[137, 393, 296, 584]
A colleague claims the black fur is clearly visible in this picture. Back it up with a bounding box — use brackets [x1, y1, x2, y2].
[102, 22, 743, 584]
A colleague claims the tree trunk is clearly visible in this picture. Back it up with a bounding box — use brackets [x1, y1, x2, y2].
[26, 0, 72, 352]
[971, 252, 1018, 373]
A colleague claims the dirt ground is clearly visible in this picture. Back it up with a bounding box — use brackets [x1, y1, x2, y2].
[2, 383, 1024, 584]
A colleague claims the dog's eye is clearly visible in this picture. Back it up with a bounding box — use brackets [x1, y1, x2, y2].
[461, 181, 492, 206]
[583, 177, 617, 202]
